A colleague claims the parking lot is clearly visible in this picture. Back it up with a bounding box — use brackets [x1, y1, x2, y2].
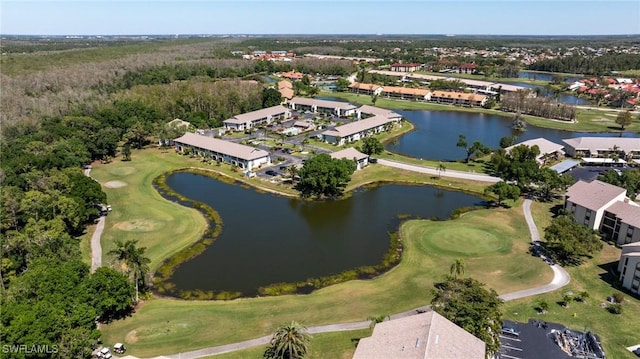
[500, 319, 573, 359]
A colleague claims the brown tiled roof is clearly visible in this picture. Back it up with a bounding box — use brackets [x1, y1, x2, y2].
[430, 90, 487, 102]
[381, 85, 429, 96]
[322, 115, 394, 138]
[330, 147, 369, 161]
[348, 82, 382, 91]
[606, 201, 640, 228]
[174, 133, 269, 161]
[566, 180, 627, 210]
[352, 310, 485, 359]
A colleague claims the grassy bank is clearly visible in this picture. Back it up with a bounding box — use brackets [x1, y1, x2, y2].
[100, 204, 550, 357]
[502, 200, 640, 359]
[414, 70, 551, 86]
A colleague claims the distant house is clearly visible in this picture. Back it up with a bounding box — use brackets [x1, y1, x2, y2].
[348, 82, 383, 96]
[428, 90, 487, 107]
[321, 115, 400, 145]
[288, 97, 357, 117]
[174, 132, 270, 170]
[390, 63, 422, 72]
[281, 71, 305, 80]
[380, 85, 430, 101]
[223, 105, 291, 131]
[505, 138, 565, 164]
[278, 80, 294, 100]
[564, 180, 628, 231]
[457, 63, 478, 74]
[352, 310, 486, 359]
[330, 147, 369, 170]
[617, 243, 640, 297]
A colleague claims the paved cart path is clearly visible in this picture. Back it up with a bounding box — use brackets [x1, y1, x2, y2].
[377, 158, 501, 183]
[85, 167, 105, 273]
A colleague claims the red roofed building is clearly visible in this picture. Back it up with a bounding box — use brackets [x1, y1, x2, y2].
[457, 63, 478, 74]
[390, 63, 422, 72]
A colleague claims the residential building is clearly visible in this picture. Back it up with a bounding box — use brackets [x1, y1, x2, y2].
[505, 138, 565, 164]
[288, 97, 357, 117]
[380, 85, 430, 101]
[348, 82, 383, 96]
[321, 115, 400, 145]
[356, 105, 403, 121]
[223, 105, 291, 131]
[352, 310, 486, 359]
[281, 71, 305, 80]
[174, 132, 270, 171]
[428, 91, 487, 107]
[278, 80, 294, 100]
[617, 243, 640, 297]
[330, 147, 369, 170]
[390, 63, 422, 72]
[601, 201, 640, 245]
[457, 63, 478, 74]
[562, 137, 640, 164]
[564, 180, 627, 230]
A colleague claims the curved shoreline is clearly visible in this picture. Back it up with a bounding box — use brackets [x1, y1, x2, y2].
[151, 167, 485, 300]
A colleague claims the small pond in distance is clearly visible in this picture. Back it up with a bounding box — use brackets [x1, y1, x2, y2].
[166, 172, 484, 296]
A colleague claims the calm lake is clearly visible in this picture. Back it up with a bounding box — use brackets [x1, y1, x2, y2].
[166, 172, 483, 296]
[387, 110, 640, 161]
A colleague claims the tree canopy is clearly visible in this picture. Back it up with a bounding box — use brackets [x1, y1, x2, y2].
[262, 87, 283, 108]
[360, 137, 384, 155]
[484, 181, 521, 206]
[544, 215, 603, 265]
[431, 277, 503, 357]
[615, 110, 633, 130]
[294, 154, 357, 199]
[598, 168, 640, 199]
[456, 134, 491, 163]
[263, 321, 311, 359]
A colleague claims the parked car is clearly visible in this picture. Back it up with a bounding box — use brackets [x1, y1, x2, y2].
[265, 170, 278, 176]
[96, 347, 112, 359]
[633, 347, 640, 357]
[501, 326, 520, 337]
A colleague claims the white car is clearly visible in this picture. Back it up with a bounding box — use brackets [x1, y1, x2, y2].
[97, 347, 112, 359]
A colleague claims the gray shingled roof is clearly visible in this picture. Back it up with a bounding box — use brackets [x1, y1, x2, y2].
[224, 105, 289, 125]
[174, 133, 269, 161]
[566, 180, 627, 211]
[353, 310, 485, 359]
[322, 115, 394, 138]
[330, 147, 369, 161]
[291, 96, 357, 110]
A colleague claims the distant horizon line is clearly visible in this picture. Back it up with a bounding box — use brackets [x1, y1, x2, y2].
[2, 33, 639, 37]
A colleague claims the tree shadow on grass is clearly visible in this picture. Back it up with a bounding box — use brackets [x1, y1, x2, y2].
[597, 261, 621, 288]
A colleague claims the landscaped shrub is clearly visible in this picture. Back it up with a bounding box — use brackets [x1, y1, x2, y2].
[612, 293, 624, 304]
[607, 303, 623, 314]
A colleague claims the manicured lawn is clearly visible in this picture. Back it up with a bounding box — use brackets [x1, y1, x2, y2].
[100, 204, 551, 357]
[503, 200, 640, 359]
[208, 329, 371, 359]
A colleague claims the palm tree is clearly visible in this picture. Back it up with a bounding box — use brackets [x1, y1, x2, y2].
[109, 239, 150, 303]
[449, 258, 465, 279]
[437, 162, 446, 179]
[263, 321, 311, 359]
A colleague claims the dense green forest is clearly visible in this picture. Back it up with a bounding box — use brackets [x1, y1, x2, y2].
[527, 54, 640, 75]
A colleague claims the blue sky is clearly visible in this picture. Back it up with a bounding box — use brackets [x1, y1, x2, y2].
[1, 1, 639, 36]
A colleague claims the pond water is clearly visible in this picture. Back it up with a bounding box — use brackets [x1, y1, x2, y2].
[386, 110, 640, 161]
[166, 172, 483, 296]
[508, 82, 591, 105]
[519, 70, 581, 83]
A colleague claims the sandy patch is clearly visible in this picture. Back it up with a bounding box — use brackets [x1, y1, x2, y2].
[125, 330, 138, 344]
[104, 180, 128, 188]
[114, 219, 161, 232]
[109, 166, 136, 176]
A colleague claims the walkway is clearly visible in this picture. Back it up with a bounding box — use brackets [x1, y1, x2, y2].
[146, 199, 570, 359]
[85, 167, 105, 273]
[499, 199, 570, 301]
[377, 158, 501, 183]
